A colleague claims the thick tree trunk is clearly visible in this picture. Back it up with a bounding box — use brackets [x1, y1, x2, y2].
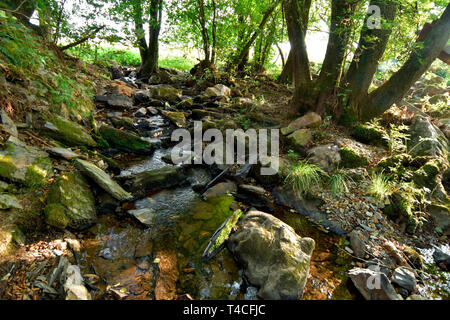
[311, 0, 361, 115]
[362, 4, 450, 120]
[283, 0, 312, 111]
[316, 0, 360, 95]
[343, 0, 397, 119]
[138, 0, 163, 78]
[279, 51, 293, 84]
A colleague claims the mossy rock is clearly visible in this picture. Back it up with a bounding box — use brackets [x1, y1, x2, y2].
[45, 172, 96, 230]
[44, 203, 71, 230]
[41, 114, 97, 148]
[99, 125, 154, 155]
[0, 136, 52, 188]
[339, 147, 368, 168]
[351, 124, 388, 148]
[383, 192, 414, 220]
[403, 246, 424, 269]
[412, 159, 444, 189]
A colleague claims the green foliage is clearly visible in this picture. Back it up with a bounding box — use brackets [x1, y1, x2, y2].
[285, 160, 327, 196]
[351, 120, 389, 148]
[367, 171, 393, 202]
[339, 147, 368, 168]
[328, 169, 352, 198]
[0, 13, 95, 117]
[383, 124, 410, 154]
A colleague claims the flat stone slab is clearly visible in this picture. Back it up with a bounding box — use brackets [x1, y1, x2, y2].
[75, 159, 132, 201]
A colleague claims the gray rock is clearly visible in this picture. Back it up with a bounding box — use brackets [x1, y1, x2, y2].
[46, 147, 81, 160]
[391, 267, 417, 292]
[307, 144, 341, 172]
[135, 107, 147, 117]
[409, 116, 448, 159]
[63, 265, 91, 300]
[204, 84, 231, 98]
[1, 109, 18, 137]
[117, 166, 187, 198]
[349, 229, 367, 259]
[348, 268, 403, 300]
[228, 210, 315, 300]
[203, 181, 237, 199]
[428, 204, 449, 236]
[127, 208, 156, 226]
[0, 194, 22, 209]
[134, 89, 152, 103]
[0, 136, 53, 187]
[105, 94, 133, 109]
[147, 107, 159, 116]
[75, 159, 132, 201]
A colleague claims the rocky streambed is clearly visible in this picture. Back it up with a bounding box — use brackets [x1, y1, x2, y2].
[0, 68, 449, 300]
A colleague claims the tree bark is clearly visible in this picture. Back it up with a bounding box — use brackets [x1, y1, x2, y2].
[137, 0, 163, 78]
[197, 0, 211, 63]
[278, 50, 293, 84]
[343, 0, 397, 119]
[283, 0, 312, 110]
[363, 4, 450, 120]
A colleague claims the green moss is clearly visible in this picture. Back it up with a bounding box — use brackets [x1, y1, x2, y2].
[42, 114, 97, 147]
[99, 125, 153, 155]
[351, 124, 388, 147]
[25, 165, 48, 188]
[44, 203, 70, 230]
[0, 156, 17, 181]
[403, 246, 424, 269]
[339, 147, 368, 168]
[413, 159, 444, 189]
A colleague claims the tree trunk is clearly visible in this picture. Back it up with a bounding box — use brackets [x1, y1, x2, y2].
[283, 0, 312, 111]
[343, 0, 397, 119]
[278, 51, 293, 84]
[138, 0, 163, 78]
[211, 0, 217, 64]
[316, 0, 360, 95]
[197, 0, 211, 63]
[362, 4, 450, 120]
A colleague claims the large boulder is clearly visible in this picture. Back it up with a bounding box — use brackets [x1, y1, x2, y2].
[348, 268, 403, 300]
[409, 116, 448, 160]
[75, 159, 132, 201]
[39, 114, 97, 147]
[99, 125, 154, 155]
[0, 136, 52, 187]
[281, 112, 322, 136]
[228, 210, 315, 300]
[44, 172, 96, 230]
[117, 166, 187, 198]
